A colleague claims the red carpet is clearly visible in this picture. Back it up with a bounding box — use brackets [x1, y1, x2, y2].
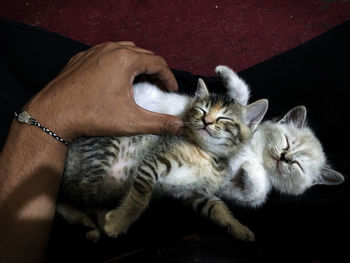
[0, 0, 349, 75]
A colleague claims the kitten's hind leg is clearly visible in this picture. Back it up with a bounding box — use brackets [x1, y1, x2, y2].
[187, 194, 255, 241]
[57, 204, 101, 242]
[215, 65, 250, 105]
[102, 167, 156, 238]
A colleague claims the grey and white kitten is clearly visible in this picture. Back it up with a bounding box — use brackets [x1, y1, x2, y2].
[213, 66, 344, 208]
[58, 76, 268, 242]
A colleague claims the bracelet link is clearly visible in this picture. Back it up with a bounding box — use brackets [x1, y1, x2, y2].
[14, 111, 70, 146]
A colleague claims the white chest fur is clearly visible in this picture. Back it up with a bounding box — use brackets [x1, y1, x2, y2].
[157, 145, 225, 197]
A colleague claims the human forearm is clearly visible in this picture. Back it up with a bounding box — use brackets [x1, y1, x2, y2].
[0, 120, 67, 263]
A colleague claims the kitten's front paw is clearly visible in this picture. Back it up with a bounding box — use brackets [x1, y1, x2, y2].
[103, 210, 129, 238]
[227, 224, 255, 242]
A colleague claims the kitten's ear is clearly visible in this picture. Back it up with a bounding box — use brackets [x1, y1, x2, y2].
[195, 78, 210, 99]
[316, 167, 344, 185]
[279, 106, 307, 128]
[243, 99, 268, 130]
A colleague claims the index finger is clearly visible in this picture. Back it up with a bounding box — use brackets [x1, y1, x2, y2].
[135, 54, 178, 92]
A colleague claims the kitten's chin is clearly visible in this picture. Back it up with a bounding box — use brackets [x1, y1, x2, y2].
[198, 128, 213, 138]
[267, 155, 286, 177]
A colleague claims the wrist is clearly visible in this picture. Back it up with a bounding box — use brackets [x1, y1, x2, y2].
[0, 118, 68, 202]
[15, 111, 71, 146]
[24, 85, 77, 143]
[1, 119, 68, 174]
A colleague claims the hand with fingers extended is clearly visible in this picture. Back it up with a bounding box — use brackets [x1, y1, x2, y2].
[25, 41, 183, 142]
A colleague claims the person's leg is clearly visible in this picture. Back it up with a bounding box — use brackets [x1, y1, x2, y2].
[0, 65, 31, 148]
[0, 19, 89, 150]
[0, 18, 89, 95]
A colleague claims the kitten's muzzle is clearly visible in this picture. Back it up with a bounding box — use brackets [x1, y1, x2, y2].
[199, 118, 215, 137]
[280, 152, 292, 163]
[270, 149, 292, 164]
[202, 116, 214, 127]
[199, 126, 214, 137]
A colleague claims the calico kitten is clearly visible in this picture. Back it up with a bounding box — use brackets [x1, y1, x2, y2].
[58, 78, 268, 242]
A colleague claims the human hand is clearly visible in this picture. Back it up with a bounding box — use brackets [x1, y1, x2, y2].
[25, 41, 183, 142]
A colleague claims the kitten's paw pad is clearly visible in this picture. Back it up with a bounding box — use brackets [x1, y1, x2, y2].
[229, 224, 255, 242]
[86, 229, 101, 242]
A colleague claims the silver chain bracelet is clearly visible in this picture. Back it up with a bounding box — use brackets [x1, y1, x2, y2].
[14, 111, 70, 146]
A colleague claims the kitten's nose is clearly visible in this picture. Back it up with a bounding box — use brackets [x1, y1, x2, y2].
[203, 116, 214, 126]
[280, 152, 291, 163]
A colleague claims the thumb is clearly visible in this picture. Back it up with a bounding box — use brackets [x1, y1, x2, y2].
[140, 111, 184, 135]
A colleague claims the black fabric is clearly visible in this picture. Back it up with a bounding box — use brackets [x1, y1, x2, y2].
[0, 18, 349, 262]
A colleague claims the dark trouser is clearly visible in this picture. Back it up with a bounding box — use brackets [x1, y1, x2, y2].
[1, 18, 349, 262]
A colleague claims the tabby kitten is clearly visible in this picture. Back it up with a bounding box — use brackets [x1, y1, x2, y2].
[58, 78, 268, 242]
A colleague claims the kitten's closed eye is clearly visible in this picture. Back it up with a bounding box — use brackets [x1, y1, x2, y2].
[283, 135, 290, 151]
[216, 117, 233, 122]
[196, 107, 206, 114]
[291, 160, 304, 173]
[281, 135, 304, 173]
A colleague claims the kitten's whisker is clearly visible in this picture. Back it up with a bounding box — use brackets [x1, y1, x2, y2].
[270, 147, 280, 160]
